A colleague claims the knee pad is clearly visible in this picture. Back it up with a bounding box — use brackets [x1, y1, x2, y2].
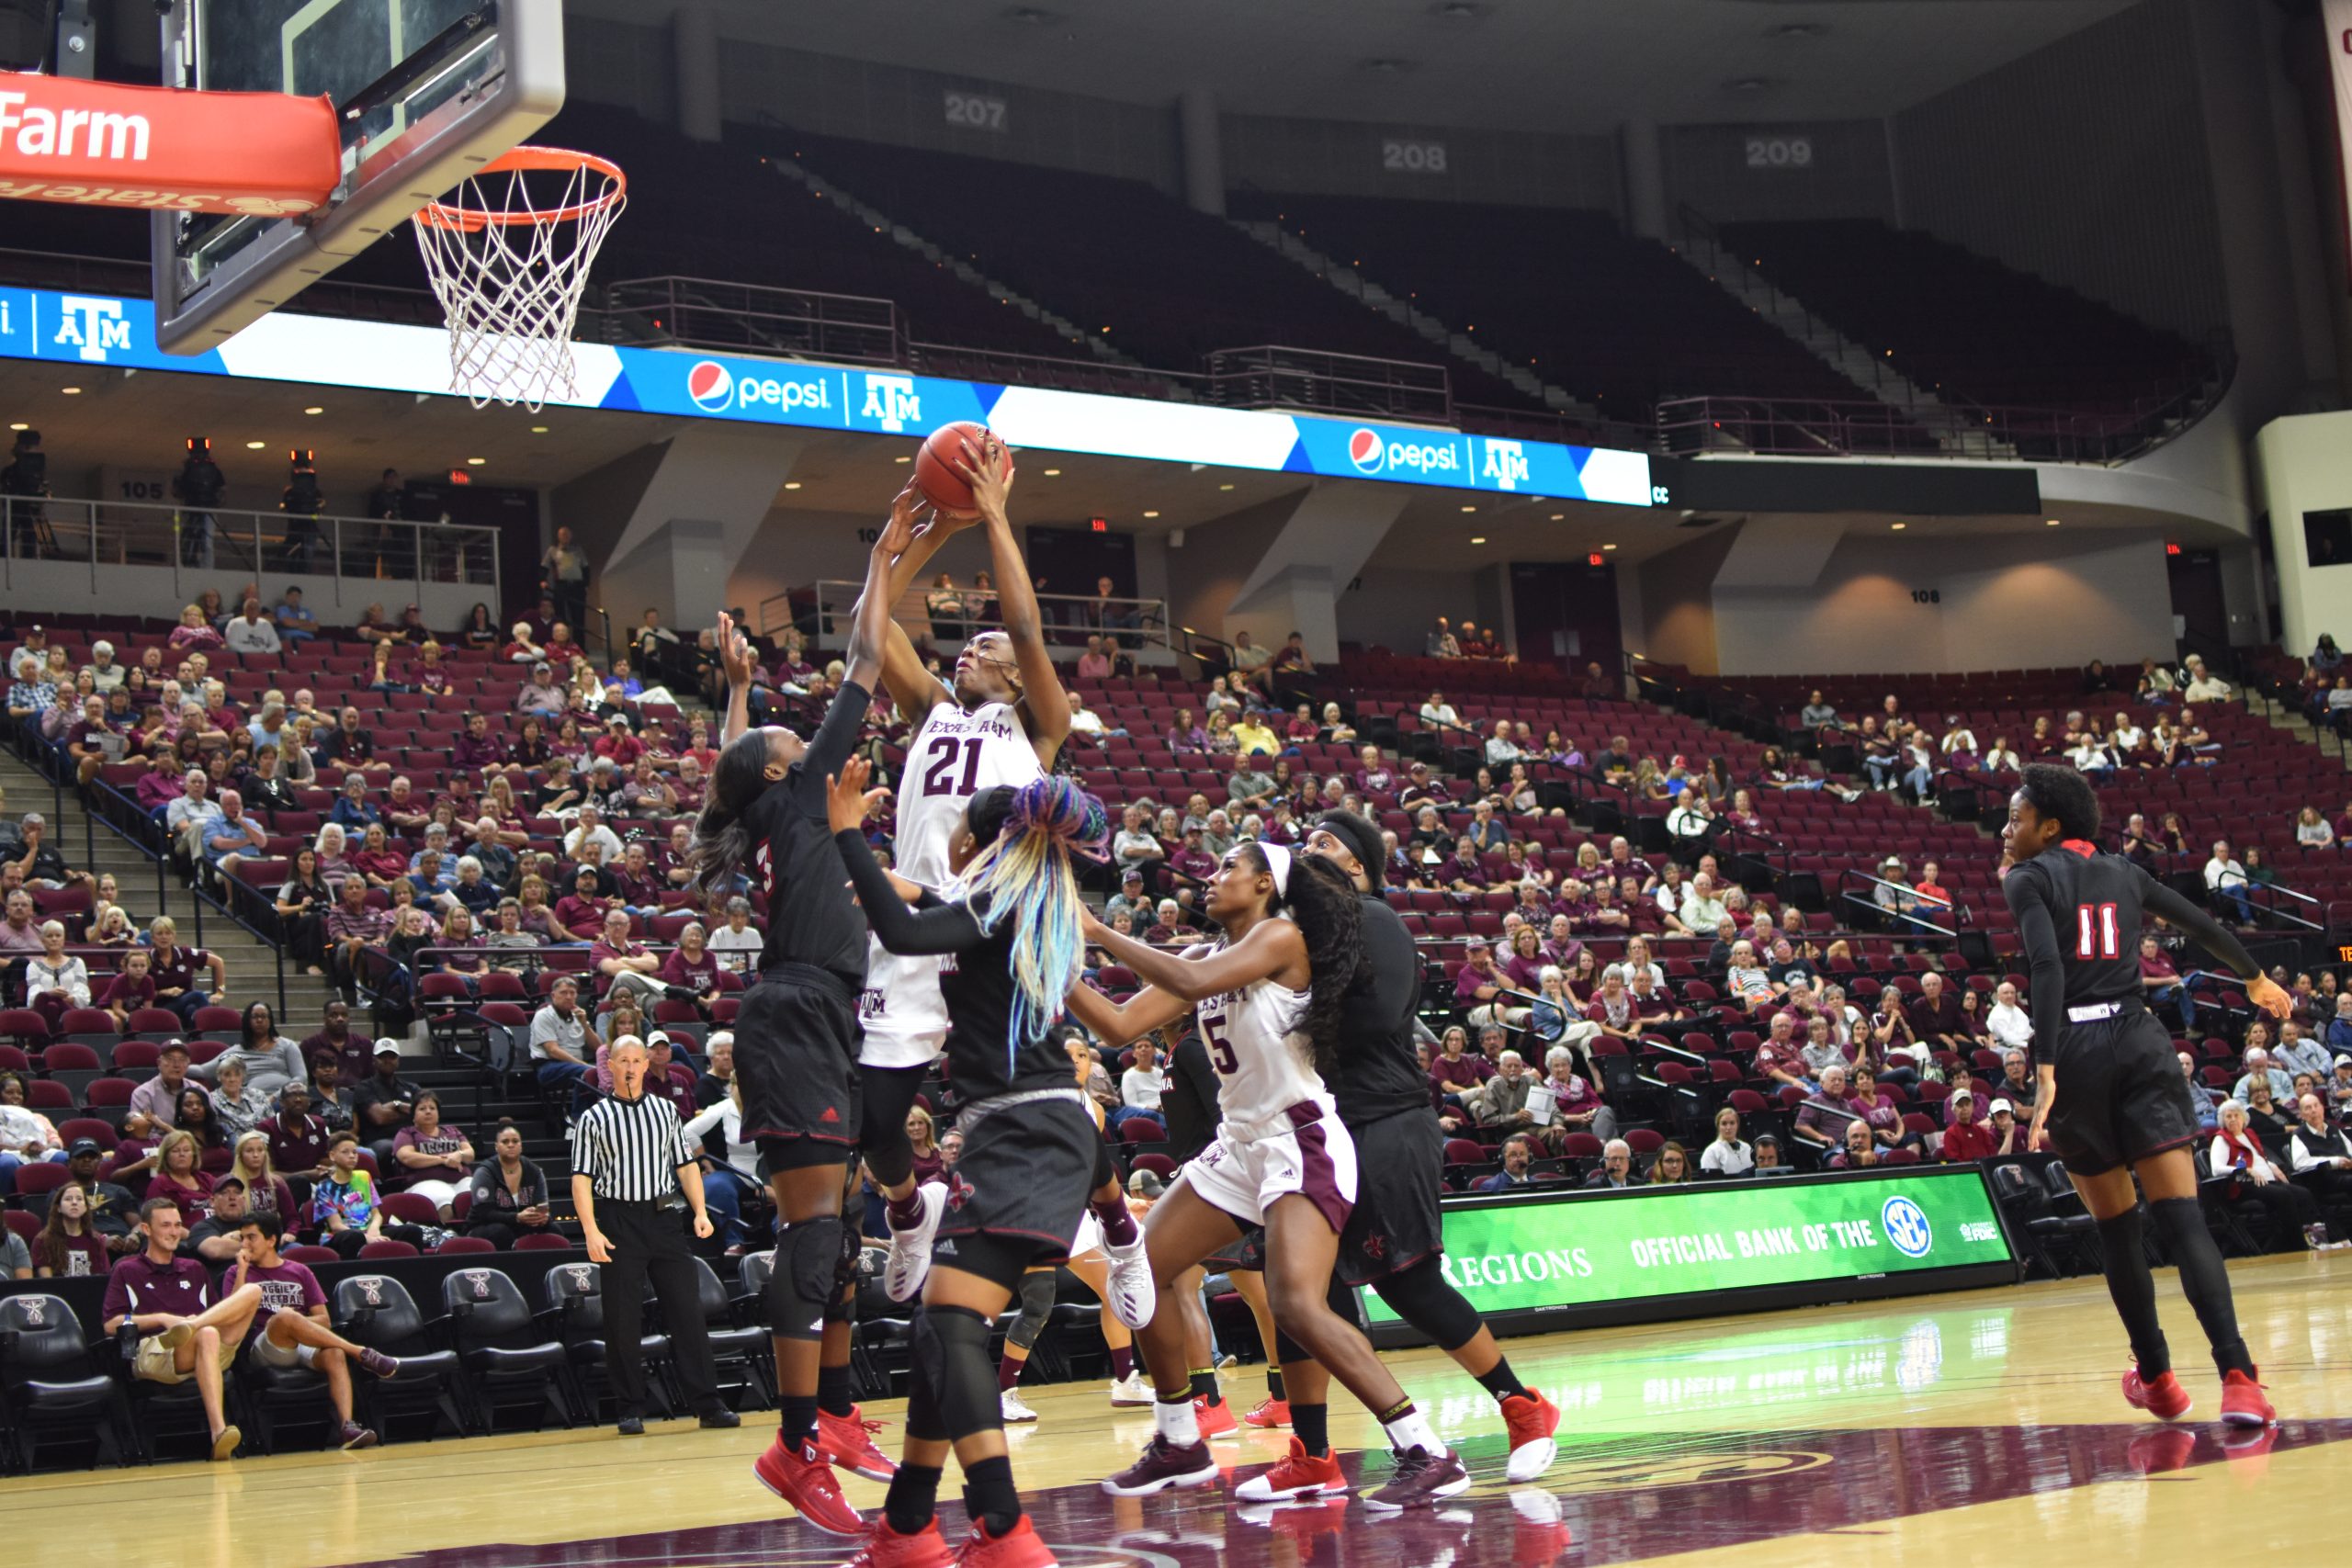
[1272, 1325, 1309, 1366]
[1372, 1259, 1484, 1353]
[767, 1215, 844, 1343]
[1005, 1270, 1056, 1352]
[912, 1304, 998, 1439]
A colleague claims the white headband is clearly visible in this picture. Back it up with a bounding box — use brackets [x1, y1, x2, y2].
[1260, 842, 1293, 898]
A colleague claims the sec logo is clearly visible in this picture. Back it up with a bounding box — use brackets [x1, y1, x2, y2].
[1882, 1195, 1933, 1258]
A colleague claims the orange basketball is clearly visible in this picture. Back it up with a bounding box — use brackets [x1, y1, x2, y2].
[913, 421, 1000, 513]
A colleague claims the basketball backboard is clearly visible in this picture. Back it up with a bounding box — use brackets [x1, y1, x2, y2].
[149, 0, 565, 355]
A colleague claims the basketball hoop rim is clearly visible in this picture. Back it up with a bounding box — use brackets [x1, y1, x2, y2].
[413, 144, 627, 232]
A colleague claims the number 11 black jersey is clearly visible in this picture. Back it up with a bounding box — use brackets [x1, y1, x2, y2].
[1999, 838, 2152, 1011]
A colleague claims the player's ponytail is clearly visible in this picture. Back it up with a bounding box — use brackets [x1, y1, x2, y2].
[962, 775, 1108, 1072]
[685, 730, 771, 901]
[1245, 842, 1364, 1078]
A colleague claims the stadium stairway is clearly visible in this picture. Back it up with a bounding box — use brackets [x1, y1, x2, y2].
[1232, 218, 1601, 423]
[757, 145, 1155, 380]
[1668, 221, 2016, 459]
[0, 750, 338, 1029]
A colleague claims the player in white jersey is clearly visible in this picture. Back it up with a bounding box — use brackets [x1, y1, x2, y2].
[1067, 842, 1470, 1511]
[861, 436, 1071, 1307]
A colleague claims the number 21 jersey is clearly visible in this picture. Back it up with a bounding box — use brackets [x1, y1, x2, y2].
[859, 698, 1043, 1066]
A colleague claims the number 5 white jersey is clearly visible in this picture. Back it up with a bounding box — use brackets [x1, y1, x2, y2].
[858, 698, 1043, 1067]
[1194, 937, 1322, 1125]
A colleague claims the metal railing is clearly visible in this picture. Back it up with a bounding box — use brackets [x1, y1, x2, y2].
[794, 582, 1170, 649]
[1204, 344, 1453, 424]
[0, 493, 501, 604]
[1654, 391, 2222, 467]
[602, 275, 906, 365]
[1834, 867, 1960, 942]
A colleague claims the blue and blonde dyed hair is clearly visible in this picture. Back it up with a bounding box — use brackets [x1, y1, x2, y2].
[959, 775, 1108, 1072]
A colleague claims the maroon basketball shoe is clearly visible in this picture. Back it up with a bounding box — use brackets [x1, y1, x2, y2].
[1363, 1445, 1471, 1511]
[1101, 1435, 1219, 1496]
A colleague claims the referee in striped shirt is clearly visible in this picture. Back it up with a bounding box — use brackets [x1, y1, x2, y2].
[571, 1034, 739, 1435]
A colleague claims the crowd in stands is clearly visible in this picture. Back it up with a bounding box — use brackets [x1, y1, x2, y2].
[8, 585, 2352, 1465]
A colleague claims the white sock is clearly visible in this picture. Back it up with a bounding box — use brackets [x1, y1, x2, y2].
[1153, 1395, 1201, 1446]
[1382, 1408, 1442, 1457]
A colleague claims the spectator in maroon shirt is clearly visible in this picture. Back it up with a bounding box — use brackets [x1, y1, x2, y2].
[144, 1127, 216, 1205]
[229, 1208, 398, 1449]
[103, 1196, 263, 1461]
[450, 711, 508, 773]
[1939, 1089, 1997, 1161]
[1751, 1011, 1814, 1093]
[659, 921, 724, 1010]
[1499, 924, 1548, 991]
[611, 841, 664, 916]
[1911, 971, 1968, 1051]
[97, 947, 157, 1029]
[1352, 744, 1396, 797]
[1455, 942, 1527, 1027]
[1427, 1025, 1492, 1113]
[555, 865, 614, 941]
[590, 908, 664, 1014]
[264, 1081, 333, 1180]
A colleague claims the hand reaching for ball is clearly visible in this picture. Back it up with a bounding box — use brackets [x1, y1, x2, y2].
[826, 756, 891, 835]
[951, 434, 1015, 525]
[715, 611, 757, 689]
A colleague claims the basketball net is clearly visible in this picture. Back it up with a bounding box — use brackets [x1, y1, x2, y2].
[413, 146, 627, 412]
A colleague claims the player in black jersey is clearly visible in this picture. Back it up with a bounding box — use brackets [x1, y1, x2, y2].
[687, 496, 916, 1538]
[1288, 810, 1562, 1482]
[2001, 764, 2287, 1427]
[827, 761, 1146, 1568]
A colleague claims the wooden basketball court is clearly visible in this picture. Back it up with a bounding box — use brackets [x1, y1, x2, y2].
[7, 1253, 2344, 1568]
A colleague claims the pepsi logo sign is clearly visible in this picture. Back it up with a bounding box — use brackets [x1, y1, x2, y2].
[687, 360, 734, 413]
[1347, 429, 1462, 479]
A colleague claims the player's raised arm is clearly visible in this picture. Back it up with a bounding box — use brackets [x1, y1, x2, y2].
[875, 485, 968, 721]
[956, 437, 1072, 763]
[714, 611, 757, 746]
[840, 491, 922, 696]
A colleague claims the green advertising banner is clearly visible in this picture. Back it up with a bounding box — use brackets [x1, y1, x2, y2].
[1363, 1168, 2015, 1326]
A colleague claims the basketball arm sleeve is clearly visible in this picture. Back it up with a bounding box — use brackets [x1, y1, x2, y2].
[832, 827, 982, 958]
[790, 680, 875, 814]
[2136, 874, 2261, 981]
[2001, 865, 2068, 1055]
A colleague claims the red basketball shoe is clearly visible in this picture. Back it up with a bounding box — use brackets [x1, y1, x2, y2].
[841, 1518, 956, 1568]
[754, 1433, 865, 1537]
[1235, 1437, 1349, 1502]
[2120, 1365, 2192, 1422]
[1501, 1391, 1561, 1481]
[1241, 1395, 1291, 1429]
[952, 1514, 1057, 1568]
[819, 1406, 899, 1481]
[1193, 1394, 1238, 1438]
[2220, 1369, 2276, 1427]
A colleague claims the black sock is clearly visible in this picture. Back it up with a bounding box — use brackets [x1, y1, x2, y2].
[2095, 1207, 2169, 1378]
[962, 1453, 1022, 1538]
[884, 1462, 942, 1537]
[2150, 1197, 2256, 1379]
[1190, 1369, 1221, 1405]
[779, 1393, 819, 1449]
[816, 1363, 854, 1419]
[1293, 1401, 1329, 1459]
[1266, 1366, 1286, 1403]
[1475, 1356, 1530, 1403]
